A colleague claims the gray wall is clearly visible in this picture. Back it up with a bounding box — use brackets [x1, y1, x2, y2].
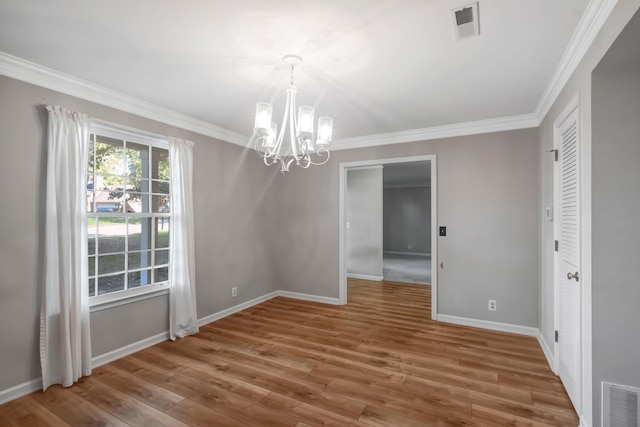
[383, 186, 431, 255]
[276, 129, 539, 327]
[592, 11, 640, 426]
[346, 167, 383, 277]
[537, 3, 640, 425]
[0, 75, 279, 393]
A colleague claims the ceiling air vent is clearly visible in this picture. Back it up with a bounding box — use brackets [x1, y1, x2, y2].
[603, 381, 640, 427]
[451, 2, 479, 41]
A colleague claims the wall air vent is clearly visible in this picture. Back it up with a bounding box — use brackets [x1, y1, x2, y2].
[451, 2, 480, 41]
[603, 381, 640, 427]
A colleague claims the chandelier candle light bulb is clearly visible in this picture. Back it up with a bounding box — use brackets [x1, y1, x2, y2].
[253, 54, 333, 174]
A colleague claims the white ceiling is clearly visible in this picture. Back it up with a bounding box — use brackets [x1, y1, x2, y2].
[0, 0, 591, 147]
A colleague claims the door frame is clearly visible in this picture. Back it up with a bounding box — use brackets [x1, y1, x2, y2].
[338, 154, 437, 320]
[552, 92, 592, 422]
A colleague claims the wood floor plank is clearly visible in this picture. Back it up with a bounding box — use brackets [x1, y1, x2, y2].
[0, 396, 68, 427]
[92, 363, 185, 412]
[29, 385, 129, 427]
[0, 278, 577, 426]
[69, 378, 190, 427]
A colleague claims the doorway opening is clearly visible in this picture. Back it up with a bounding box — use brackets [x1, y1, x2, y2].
[338, 155, 437, 319]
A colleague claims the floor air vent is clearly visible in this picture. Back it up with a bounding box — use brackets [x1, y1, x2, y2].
[603, 381, 640, 427]
[451, 2, 479, 41]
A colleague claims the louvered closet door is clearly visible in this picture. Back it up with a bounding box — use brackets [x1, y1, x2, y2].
[558, 106, 582, 412]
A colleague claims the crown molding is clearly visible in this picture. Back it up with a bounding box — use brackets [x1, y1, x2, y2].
[0, 0, 615, 153]
[0, 51, 249, 146]
[331, 113, 539, 151]
[534, 0, 618, 122]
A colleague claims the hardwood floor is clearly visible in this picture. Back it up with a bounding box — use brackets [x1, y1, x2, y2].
[0, 279, 578, 426]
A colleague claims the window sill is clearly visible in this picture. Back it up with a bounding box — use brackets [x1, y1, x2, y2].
[90, 283, 170, 313]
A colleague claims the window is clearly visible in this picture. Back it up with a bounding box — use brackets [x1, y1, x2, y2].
[87, 124, 170, 304]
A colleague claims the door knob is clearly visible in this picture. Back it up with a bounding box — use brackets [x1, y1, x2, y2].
[567, 271, 579, 282]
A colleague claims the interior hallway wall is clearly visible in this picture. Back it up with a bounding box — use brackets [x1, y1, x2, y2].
[591, 9, 640, 425]
[537, 3, 640, 425]
[383, 186, 431, 255]
[346, 167, 383, 278]
[276, 129, 539, 328]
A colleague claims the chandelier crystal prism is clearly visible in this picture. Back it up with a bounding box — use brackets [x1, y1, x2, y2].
[253, 54, 333, 174]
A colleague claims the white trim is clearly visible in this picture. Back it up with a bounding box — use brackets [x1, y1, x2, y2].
[538, 331, 556, 373]
[277, 291, 342, 305]
[91, 331, 169, 369]
[383, 251, 431, 257]
[332, 114, 538, 151]
[0, 52, 247, 146]
[90, 287, 169, 312]
[339, 154, 438, 318]
[347, 273, 384, 281]
[0, 378, 41, 405]
[534, 0, 617, 123]
[580, 418, 592, 427]
[437, 314, 539, 337]
[197, 291, 279, 327]
[346, 165, 384, 171]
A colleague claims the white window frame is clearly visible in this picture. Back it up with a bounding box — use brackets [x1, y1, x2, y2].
[87, 122, 171, 310]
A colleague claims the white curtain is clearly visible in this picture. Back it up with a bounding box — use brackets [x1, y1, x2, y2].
[168, 137, 199, 340]
[40, 105, 92, 390]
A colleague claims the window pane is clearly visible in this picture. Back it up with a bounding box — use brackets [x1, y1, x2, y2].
[88, 225, 96, 255]
[153, 195, 170, 213]
[129, 177, 150, 193]
[95, 136, 124, 177]
[129, 270, 152, 288]
[129, 250, 151, 270]
[154, 267, 169, 284]
[94, 190, 124, 213]
[155, 218, 170, 249]
[97, 217, 126, 254]
[89, 278, 95, 297]
[152, 148, 170, 180]
[151, 180, 170, 194]
[155, 249, 169, 266]
[126, 193, 148, 213]
[98, 254, 125, 275]
[86, 174, 95, 213]
[126, 142, 149, 179]
[98, 274, 125, 295]
[128, 218, 152, 251]
[88, 256, 95, 276]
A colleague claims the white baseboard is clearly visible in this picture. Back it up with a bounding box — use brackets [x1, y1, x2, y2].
[91, 331, 170, 369]
[198, 291, 279, 327]
[537, 332, 556, 373]
[277, 290, 342, 305]
[347, 273, 384, 281]
[0, 378, 41, 405]
[437, 314, 539, 337]
[384, 251, 431, 257]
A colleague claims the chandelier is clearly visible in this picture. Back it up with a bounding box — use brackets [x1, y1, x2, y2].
[253, 54, 333, 174]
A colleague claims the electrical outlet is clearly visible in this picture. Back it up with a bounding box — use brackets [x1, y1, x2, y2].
[232, 287, 238, 298]
[408, 244, 412, 250]
[488, 300, 497, 311]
